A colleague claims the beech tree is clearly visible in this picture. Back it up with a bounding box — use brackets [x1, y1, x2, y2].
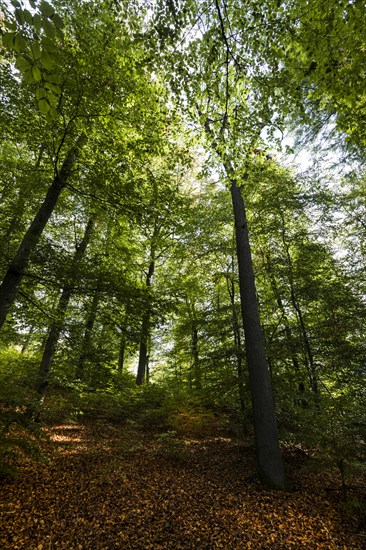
[0, 0, 176, 331]
[36, 216, 94, 397]
[150, 0, 289, 489]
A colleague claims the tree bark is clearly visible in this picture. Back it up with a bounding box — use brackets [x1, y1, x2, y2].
[0, 135, 86, 331]
[136, 259, 155, 385]
[36, 216, 94, 397]
[231, 180, 287, 489]
[202, 113, 287, 488]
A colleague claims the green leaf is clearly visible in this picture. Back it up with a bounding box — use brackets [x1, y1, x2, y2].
[38, 98, 50, 113]
[14, 33, 27, 52]
[11, 1, 21, 8]
[44, 80, 61, 94]
[45, 73, 60, 84]
[23, 68, 34, 84]
[31, 42, 41, 60]
[15, 55, 32, 72]
[41, 36, 55, 52]
[36, 87, 47, 100]
[23, 9, 33, 26]
[55, 27, 64, 41]
[51, 13, 65, 30]
[29, 1, 37, 8]
[2, 32, 16, 50]
[39, 51, 54, 70]
[46, 106, 58, 121]
[4, 19, 17, 31]
[32, 65, 42, 82]
[33, 14, 42, 33]
[49, 106, 58, 119]
[42, 19, 56, 39]
[40, 1, 55, 18]
[14, 8, 24, 25]
[47, 92, 58, 107]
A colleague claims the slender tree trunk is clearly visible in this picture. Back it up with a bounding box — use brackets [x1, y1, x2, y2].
[230, 180, 287, 489]
[76, 284, 100, 378]
[136, 259, 155, 385]
[21, 323, 35, 354]
[36, 217, 94, 397]
[191, 320, 202, 390]
[118, 335, 125, 374]
[76, 288, 100, 378]
[264, 252, 300, 369]
[0, 135, 86, 331]
[146, 354, 150, 384]
[136, 328, 148, 385]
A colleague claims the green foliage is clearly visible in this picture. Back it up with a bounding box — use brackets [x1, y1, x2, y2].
[0, 348, 45, 480]
[0, 0, 65, 117]
[0, 406, 44, 480]
[0, 348, 40, 404]
[278, 385, 366, 498]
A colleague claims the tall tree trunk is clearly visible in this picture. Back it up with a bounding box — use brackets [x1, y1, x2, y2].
[36, 216, 94, 397]
[202, 112, 286, 488]
[0, 135, 86, 331]
[76, 284, 100, 378]
[136, 259, 155, 386]
[231, 180, 287, 489]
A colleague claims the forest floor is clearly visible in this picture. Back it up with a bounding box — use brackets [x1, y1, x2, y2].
[0, 419, 365, 549]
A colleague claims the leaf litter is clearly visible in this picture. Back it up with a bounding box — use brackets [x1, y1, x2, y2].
[0, 420, 365, 549]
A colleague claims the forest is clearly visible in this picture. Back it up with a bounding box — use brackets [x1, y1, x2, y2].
[0, 0, 365, 547]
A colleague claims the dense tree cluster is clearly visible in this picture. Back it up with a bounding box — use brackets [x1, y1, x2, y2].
[0, 0, 365, 489]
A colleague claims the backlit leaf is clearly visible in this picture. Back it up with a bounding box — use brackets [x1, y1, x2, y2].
[14, 33, 27, 52]
[38, 98, 50, 113]
[31, 43, 41, 60]
[32, 65, 42, 82]
[15, 55, 32, 72]
[36, 87, 47, 100]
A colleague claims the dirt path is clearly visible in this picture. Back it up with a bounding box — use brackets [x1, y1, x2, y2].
[0, 421, 365, 549]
